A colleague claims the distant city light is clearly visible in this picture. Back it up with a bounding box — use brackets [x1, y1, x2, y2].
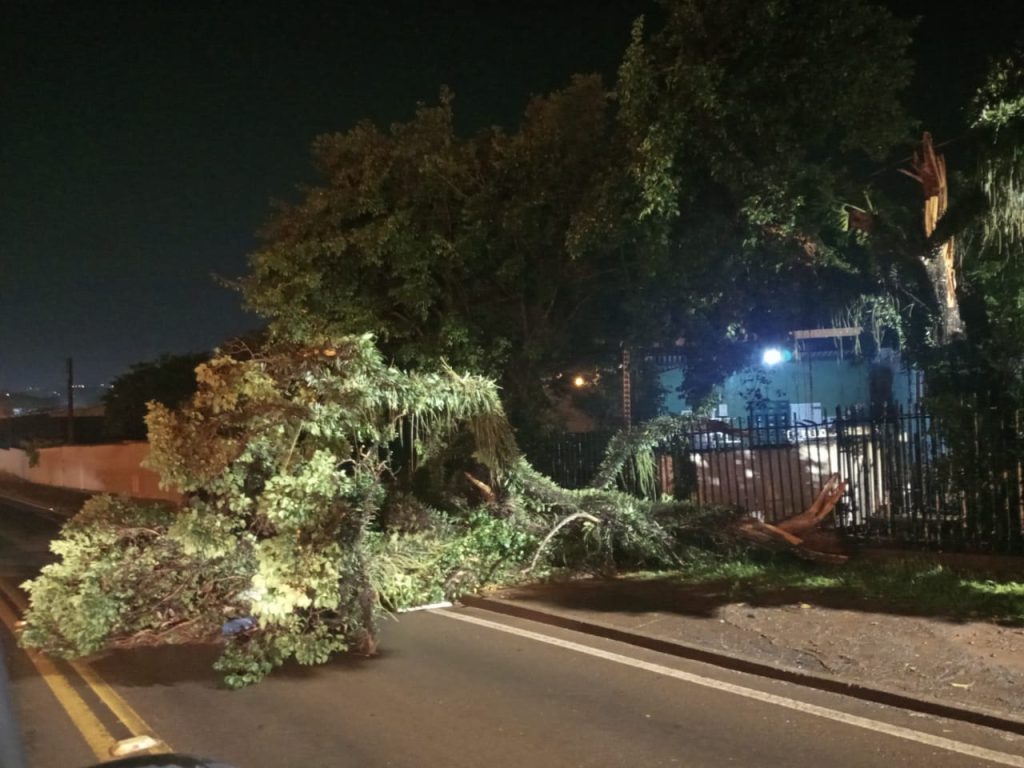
[572, 375, 587, 388]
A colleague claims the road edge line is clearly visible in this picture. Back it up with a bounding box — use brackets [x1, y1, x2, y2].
[460, 594, 1024, 737]
[437, 609, 1024, 768]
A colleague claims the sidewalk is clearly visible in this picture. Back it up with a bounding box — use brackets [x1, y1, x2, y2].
[468, 576, 1024, 733]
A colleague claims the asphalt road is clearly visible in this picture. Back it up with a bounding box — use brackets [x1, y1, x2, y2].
[3, 500, 1024, 768]
[0, 498, 60, 580]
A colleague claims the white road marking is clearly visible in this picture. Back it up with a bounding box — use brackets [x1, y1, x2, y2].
[397, 600, 453, 613]
[435, 609, 1024, 768]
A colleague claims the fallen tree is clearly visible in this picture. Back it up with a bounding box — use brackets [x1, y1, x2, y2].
[20, 335, 847, 686]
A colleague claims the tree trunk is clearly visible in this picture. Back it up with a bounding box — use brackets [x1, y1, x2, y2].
[900, 133, 964, 342]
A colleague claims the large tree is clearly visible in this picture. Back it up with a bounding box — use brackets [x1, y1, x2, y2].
[245, 77, 649, 438]
[21, 335, 729, 686]
[244, 0, 914, 428]
[103, 352, 209, 440]
[24, 336, 523, 686]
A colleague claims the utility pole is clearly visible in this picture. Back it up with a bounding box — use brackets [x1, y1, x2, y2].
[66, 357, 75, 445]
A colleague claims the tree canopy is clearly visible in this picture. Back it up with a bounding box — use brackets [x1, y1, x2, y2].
[615, 0, 914, 396]
[103, 352, 208, 440]
[244, 0, 916, 431]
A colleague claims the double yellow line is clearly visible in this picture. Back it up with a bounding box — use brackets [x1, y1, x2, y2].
[0, 579, 171, 762]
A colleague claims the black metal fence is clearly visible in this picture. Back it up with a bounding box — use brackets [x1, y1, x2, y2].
[526, 405, 1024, 554]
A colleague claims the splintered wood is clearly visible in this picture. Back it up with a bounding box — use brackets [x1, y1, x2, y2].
[899, 132, 963, 339]
[734, 474, 849, 563]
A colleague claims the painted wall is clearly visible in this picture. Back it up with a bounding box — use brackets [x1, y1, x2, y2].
[659, 351, 922, 421]
[0, 443, 180, 503]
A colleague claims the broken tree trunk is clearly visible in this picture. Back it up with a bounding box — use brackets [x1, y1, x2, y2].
[899, 132, 964, 342]
[733, 474, 849, 564]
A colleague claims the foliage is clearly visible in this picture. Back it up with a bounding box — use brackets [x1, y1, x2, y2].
[367, 509, 536, 609]
[244, 77, 643, 438]
[590, 414, 697, 498]
[655, 554, 1024, 624]
[244, 0, 915, 432]
[21, 496, 246, 657]
[103, 352, 208, 440]
[616, 0, 914, 400]
[959, 48, 1024, 400]
[832, 294, 907, 357]
[621, 0, 913, 230]
[24, 335, 520, 686]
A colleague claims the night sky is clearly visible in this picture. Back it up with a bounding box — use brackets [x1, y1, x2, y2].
[2, 1, 1020, 391]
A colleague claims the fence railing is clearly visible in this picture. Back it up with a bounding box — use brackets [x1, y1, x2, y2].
[526, 406, 1024, 554]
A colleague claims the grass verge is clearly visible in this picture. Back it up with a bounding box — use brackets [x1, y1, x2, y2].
[643, 547, 1024, 624]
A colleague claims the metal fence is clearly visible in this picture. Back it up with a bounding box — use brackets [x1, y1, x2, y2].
[527, 405, 1024, 554]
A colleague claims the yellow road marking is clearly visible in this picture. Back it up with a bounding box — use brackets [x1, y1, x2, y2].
[0, 578, 172, 758]
[70, 661, 170, 753]
[0, 595, 113, 761]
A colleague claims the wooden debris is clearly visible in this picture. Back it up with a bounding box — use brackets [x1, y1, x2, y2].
[733, 474, 850, 563]
[463, 472, 496, 503]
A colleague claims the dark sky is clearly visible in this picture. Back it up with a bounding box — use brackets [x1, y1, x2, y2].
[2, 1, 1020, 390]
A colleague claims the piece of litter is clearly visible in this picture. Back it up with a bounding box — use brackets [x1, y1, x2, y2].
[397, 601, 453, 613]
[950, 682, 974, 689]
[222, 616, 257, 636]
[110, 735, 159, 757]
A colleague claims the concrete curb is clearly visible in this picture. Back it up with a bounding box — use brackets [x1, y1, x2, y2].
[460, 594, 1024, 737]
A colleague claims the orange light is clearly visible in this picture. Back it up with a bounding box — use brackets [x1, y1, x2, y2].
[572, 375, 586, 388]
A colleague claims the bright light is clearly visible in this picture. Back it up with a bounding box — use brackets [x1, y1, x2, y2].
[572, 375, 587, 388]
[762, 347, 784, 366]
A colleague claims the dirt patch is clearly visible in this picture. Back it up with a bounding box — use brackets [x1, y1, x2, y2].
[715, 601, 1024, 713]
[488, 577, 1024, 719]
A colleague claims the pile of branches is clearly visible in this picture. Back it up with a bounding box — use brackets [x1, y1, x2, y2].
[20, 335, 843, 687]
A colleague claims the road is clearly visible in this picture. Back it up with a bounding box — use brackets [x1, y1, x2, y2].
[2, 500, 1024, 768]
